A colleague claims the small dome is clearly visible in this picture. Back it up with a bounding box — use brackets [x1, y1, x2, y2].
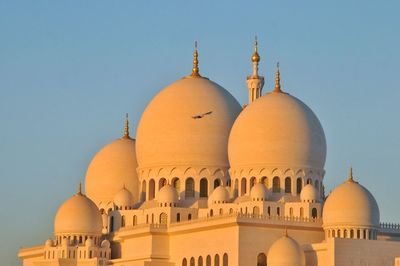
[267, 234, 305, 266]
[101, 239, 110, 248]
[208, 186, 230, 204]
[250, 183, 268, 201]
[85, 238, 94, 247]
[229, 91, 326, 170]
[136, 77, 242, 169]
[85, 136, 139, 208]
[157, 185, 179, 205]
[300, 184, 319, 203]
[323, 172, 380, 228]
[54, 189, 103, 236]
[113, 186, 134, 209]
[45, 238, 54, 247]
[61, 238, 69, 247]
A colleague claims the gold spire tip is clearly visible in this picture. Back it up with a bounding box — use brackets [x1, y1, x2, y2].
[273, 62, 282, 92]
[252, 36, 260, 63]
[348, 166, 354, 182]
[191, 41, 201, 77]
[77, 182, 82, 195]
[123, 113, 131, 139]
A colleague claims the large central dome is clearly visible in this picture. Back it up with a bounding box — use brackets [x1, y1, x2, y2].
[136, 76, 242, 169]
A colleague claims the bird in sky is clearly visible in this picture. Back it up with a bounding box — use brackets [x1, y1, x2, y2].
[192, 111, 213, 119]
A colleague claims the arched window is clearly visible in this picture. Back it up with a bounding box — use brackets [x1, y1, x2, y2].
[350, 229, 354, 238]
[214, 179, 221, 188]
[315, 180, 319, 191]
[159, 178, 167, 190]
[210, 209, 214, 217]
[149, 179, 155, 200]
[121, 215, 126, 227]
[185, 178, 195, 198]
[296, 178, 302, 194]
[188, 214, 192, 220]
[307, 178, 312, 185]
[300, 207, 304, 218]
[250, 177, 256, 188]
[200, 178, 208, 197]
[277, 207, 280, 216]
[344, 229, 347, 238]
[198, 256, 204, 266]
[241, 178, 247, 196]
[229, 208, 233, 214]
[182, 258, 187, 266]
[272, 177, 280, 193]
[190, 257, 195, 266]
[215, 254, 220, 266]
[234, 179, 239, 197]
[267, 206, 271, 216]
[312, 208, 317, 219]
[219, 208, 223, 215]
[206, 255, 212, 266]
[177, 213, 181, 222]
[141, 180, 147, 201]
[289, 207, 293, 217]
[160, 212, 168, 225]
[223, 253, 228, 266]
[332, 230, 336, 238]
[259, 176, 267, 188]
[133, 215, 137, 226]
[172, 177, 180, 193]
[257, 253, 267, 266]
[253, 206, 260, 215]
[285, 177, 291, 193]
[152, 213, 154, 224]
[357, 229, 360, 239]
[109, 216, 114, 232]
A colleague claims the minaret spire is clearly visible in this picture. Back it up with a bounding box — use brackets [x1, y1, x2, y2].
[273, 62, 282, 93]
[77, 182, 82, 195]
[246, 37, 264, 105]
[123, 113, 130, 139]
[191, 41, 201, 77]
[347, 166, 354, 182]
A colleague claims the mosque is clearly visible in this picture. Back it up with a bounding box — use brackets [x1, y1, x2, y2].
[19, 40, 400, 266]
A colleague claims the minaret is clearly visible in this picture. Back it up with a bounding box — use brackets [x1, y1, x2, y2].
[246, 37, 265, 104]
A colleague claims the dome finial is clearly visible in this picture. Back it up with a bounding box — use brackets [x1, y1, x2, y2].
[252, 36, 260, 63]
[348, 166, 354, 182]
[273, 62, 282, 93]
[123, 113, 130, 139]
[77, 182, 82, 195]
[191, 41, 201, 77]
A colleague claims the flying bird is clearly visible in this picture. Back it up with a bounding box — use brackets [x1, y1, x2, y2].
[192, 111, 213, 119]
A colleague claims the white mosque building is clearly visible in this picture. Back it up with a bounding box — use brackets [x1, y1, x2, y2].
[19, 41, 400, 266]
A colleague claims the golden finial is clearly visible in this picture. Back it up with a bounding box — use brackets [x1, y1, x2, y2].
[273, 62, 282, 93]
[191, 41, 201, 77]
[252, 36, 260, 63]
[348, 166, 354, 182]
[123, 113, 130, 139]
[77, 182, 82, 195]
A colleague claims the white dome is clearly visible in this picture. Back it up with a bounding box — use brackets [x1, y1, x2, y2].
[45, 238, 54, 247]
[101, 239, 110, 248]
[267, 234, 305, 266]
[250, 183, 268, 201]
[136, 76, 242, 169]
[323, 173, 380, 228]
[157, 184, 179, 204]
[85, 136, 138, 208]
[113, 186, 134, 209]
[300, 184, 319, 203]
[229, 91, 326, 170]
[54, 190, 103, 236]
[208, 186, 230, 204]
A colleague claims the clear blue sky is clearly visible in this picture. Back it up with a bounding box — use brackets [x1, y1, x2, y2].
[1, 1, 399, 265]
